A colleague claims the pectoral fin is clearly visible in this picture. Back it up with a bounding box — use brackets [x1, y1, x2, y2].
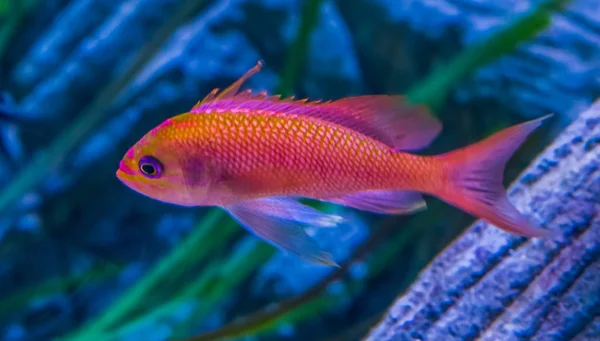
[224, 197, 341, 266]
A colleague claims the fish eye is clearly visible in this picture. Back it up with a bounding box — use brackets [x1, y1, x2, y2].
[138, 155, 163, 179]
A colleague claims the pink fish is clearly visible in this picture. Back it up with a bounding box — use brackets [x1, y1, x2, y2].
[117, 61, 553, 266]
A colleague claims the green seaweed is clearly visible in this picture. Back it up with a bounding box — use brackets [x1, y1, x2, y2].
[0, 0, 39, 58]
[169, 239, 276, 339]
[0, 263, 122, 319]
[179, 218, 400, 341]
[0, 0, 8, 15]
[70, 239, 276, 341]
[276, 0, 323, 97]
[61, 210, 237, 341]
[95, 262, 223, 341]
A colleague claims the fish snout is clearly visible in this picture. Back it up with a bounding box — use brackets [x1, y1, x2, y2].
[118, 160, 136, 176]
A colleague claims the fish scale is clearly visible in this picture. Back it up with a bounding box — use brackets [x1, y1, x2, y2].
[203, 111, 406, 196]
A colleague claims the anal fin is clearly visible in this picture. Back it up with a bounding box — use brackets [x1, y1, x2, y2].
[321, 190, 427, 215]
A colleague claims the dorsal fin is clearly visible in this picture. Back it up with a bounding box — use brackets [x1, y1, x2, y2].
[191, 61, 264, 112]
[318, 96, 442, 151]
[191, 61, 442, 151]
[210, 94, 440, 151]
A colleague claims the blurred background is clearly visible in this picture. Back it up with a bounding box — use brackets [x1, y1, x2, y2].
[0, 0, 597, 340]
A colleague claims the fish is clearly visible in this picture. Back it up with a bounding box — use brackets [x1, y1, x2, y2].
[116, 61, 554, 267]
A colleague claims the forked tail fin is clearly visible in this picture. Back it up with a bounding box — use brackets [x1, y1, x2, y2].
[435, 115, 556, 237]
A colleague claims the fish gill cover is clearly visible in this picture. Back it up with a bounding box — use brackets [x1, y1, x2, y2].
[0, 0, 597, 340]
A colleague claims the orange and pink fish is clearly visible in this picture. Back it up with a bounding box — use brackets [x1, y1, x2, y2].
[117, 61, 553, 266]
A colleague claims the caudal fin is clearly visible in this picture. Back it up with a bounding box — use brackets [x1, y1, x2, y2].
[435, 115, 555, 237]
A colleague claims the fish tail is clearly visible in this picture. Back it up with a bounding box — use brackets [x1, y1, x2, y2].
[433, 115, 556, 238]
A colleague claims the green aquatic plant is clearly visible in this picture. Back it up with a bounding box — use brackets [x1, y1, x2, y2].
[277, 0, 324, 97]
[180, 213, 404, 341]
[61, 210, 238, 341]
[0, 0, 8, 15]
[0, 0, 39, 56]
[0, 263, 122, 319]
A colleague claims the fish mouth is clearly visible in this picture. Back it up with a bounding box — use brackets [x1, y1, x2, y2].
[119, 160, 136, 175]
[116, 161, 137, 185]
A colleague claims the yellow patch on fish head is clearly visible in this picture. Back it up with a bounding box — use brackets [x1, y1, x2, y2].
[116, 117, 196, 206]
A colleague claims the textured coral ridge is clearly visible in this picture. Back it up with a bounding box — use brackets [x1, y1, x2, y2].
[365, 101, 600, 341]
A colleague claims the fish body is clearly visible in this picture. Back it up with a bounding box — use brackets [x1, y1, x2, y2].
[134, 103, 436, 205]
[117, 61, 554, 266]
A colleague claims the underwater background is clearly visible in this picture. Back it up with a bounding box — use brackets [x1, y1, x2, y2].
[0, 0, 599, 340]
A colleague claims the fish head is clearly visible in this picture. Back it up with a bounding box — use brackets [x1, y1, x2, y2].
[116, 116, 215, 206]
